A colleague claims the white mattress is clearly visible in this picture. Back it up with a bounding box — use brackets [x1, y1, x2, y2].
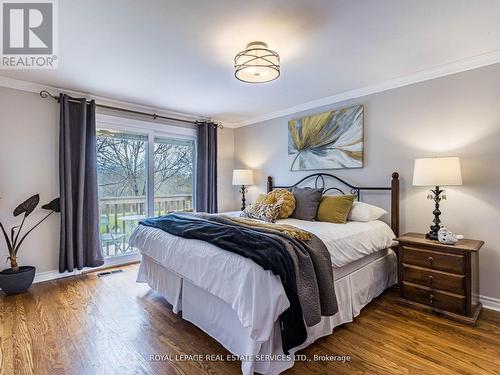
[333, 247, 389, 280]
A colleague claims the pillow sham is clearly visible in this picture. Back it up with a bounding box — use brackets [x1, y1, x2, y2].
[290, 187, 323, 221]
[240, 202, 283, 223]
[262, 188, 296, 219]
[316, 195, 355, 224]
[347, 201, 388, 222]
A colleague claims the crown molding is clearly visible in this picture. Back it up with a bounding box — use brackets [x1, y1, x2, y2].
[223, 49, 500, 128]
[3, 48, 500, 129]
[0, 76, 209, 123]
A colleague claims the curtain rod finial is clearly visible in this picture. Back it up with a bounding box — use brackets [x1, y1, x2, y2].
[39, 90, 58, 101]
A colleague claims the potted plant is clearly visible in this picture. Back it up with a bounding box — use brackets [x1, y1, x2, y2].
[0, 194, 60, 295]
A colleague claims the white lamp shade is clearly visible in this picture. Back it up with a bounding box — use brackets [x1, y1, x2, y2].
[232, 169, 254, 186]
[413, 157, 462, 186]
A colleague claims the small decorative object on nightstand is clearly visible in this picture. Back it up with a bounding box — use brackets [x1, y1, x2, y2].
[438, 227, 462, 245]
[412, 157, 462, 240]
[397, 232, 484, 325]
[232, 169, 254, 210]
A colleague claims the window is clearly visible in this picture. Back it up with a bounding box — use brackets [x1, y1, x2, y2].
[96, 115, 196, 260]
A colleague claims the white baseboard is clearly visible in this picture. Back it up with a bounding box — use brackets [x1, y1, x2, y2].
[0, 254, 141, 290]
[35, 254, 141, 284]
[479, 295, 500, 312]
[34, 269, 79, 283]
[33, 254, 141, 284]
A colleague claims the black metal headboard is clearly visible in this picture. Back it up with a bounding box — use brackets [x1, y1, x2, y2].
[267, 172, 400, 236]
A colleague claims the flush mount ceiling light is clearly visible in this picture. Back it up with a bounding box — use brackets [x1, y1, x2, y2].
[234, 41, 280, 83]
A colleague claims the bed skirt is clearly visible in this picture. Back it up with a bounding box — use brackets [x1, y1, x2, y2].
[137, 249, 397, 375]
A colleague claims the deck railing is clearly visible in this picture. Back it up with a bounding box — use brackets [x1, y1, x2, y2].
[99, 194, 192, 256]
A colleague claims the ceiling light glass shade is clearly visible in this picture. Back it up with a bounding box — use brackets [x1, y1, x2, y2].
[234, 42, 280, 83]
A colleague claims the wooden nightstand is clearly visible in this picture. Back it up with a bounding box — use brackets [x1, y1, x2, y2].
[396, 232, 484, 325]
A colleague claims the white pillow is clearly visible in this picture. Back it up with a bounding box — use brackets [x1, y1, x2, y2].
[347, 201, 387, 222]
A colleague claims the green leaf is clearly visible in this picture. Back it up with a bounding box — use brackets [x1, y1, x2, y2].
[42, 198, 60, 213]
[13, 194, 40, 217]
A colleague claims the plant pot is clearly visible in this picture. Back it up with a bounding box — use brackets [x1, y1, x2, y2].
[0, 266, 36, 295]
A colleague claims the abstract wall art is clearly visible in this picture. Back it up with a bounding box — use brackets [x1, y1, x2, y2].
[288, 104, 364, 170]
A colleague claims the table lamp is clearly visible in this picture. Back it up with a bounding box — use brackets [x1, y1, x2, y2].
[413, 157, 462, 240]
[232, 169, 254, 210]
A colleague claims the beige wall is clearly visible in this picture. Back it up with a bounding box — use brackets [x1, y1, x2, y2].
[0, 86, 234, 275]
[0, 88, 60, 274]
[217, 127, 236, 212]
[233, 63, 500, 301]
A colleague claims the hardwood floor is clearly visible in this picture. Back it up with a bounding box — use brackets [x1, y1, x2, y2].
[1, 264, 499, 375]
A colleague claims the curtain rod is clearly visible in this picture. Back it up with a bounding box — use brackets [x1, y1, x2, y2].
[39, 90, 223, 129]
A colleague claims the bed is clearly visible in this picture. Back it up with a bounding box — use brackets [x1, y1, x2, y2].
[130, 172, 400, 375]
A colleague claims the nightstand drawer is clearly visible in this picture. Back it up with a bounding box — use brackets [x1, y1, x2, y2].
[402, 282, 465, 315]
[402, 264, 465, 295]
[397, 233, 484, 325]
[401, 246, 464, 274]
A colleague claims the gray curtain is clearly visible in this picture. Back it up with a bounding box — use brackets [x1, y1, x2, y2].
[59, 94, 104, 273]
[196, 122, 218, 213]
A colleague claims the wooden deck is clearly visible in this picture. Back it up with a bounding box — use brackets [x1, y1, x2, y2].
[1, 264, 499, 375]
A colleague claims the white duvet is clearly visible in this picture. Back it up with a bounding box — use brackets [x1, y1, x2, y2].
[129, 216, 395, 342]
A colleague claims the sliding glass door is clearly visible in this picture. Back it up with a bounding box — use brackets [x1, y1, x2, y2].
[96, 130, 147, 258]
[153, 137, 195, 215]
[96, 117, 196, 259]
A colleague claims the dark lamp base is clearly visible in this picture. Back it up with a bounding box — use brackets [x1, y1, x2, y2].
[426, 231, 439, 241]
[425, 185, 443, 242]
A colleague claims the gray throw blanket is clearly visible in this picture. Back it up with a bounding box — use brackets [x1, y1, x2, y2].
[207, 214, 338, 326]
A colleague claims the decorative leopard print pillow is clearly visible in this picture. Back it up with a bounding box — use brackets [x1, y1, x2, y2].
[240, 202, 283, 223]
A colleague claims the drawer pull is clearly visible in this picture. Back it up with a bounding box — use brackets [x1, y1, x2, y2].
[428, 275, 433, 284]
[427, 256, 434, 265]
[429, 294, 434, 304]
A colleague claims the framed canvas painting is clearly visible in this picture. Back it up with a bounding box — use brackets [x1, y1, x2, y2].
[288, 104, 364, 171]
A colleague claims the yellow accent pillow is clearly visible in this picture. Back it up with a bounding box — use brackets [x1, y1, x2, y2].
[262, 189, 296, 219]
[254, 193, 267, 204]
[316, 195, 355, 224]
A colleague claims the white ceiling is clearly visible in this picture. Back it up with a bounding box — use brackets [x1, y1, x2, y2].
[1, 0, 500, 126]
